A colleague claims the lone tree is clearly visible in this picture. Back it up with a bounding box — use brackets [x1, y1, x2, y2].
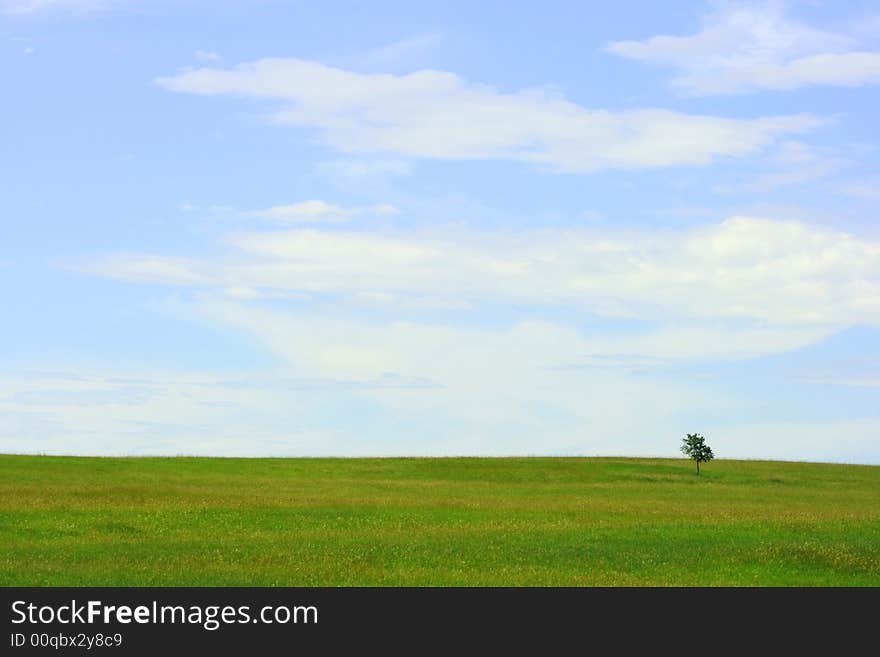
[681, 433, 714, 474]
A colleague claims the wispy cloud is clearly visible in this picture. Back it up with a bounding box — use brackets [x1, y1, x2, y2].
[1, 0, 125, 14]
[80, 215, 880, 332]
[316, 158, 412, 183]
[709, 418, 880, 464]
[0, 369, 437, 456]
[6, 363, 878, 461]
[243, 199, 398, 224]
[607, 3, 880, 94]
[797, 377, 880, 387]
[834, 178, 880, 200]
[194, 50, 221, 62]
[359, 32, 444, 70]
[717, 140, 848, 193]
[155, 58, 821, 172]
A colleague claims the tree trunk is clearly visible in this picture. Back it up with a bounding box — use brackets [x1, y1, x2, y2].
[696, 460, 700, 475]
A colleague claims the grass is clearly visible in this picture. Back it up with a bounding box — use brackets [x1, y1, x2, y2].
[1, 454, 878, 586]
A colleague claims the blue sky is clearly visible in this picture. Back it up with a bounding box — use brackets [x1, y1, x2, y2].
[2, 0, 879, 462]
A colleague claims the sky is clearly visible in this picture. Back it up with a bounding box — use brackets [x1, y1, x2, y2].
[1, 0, 879, 462]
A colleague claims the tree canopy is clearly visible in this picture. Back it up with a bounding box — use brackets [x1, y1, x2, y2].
[681, 433, 714, 474]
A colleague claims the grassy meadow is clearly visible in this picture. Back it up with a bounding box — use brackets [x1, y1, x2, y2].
[0, 454, 878, 586]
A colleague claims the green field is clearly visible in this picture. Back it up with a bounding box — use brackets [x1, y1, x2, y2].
[1, 455, 878, 586]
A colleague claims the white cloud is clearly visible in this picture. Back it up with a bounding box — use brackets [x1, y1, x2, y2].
[359, 32, 444, 70]
[5, 365, 877, 461]
[180, 303, 733, 453]
[722, 141, 847, 192]
[1, 0, 122, 13]
[155, 58, 821, 172]
[194, 50, 221, 62]
[32, 213, 880, 461]
[796, 377, 880, 387]
[316, 159, 412, 183]
[370, 203, 399, 215]
[0, 369, 436, 457]
[84, 216, 880, 330]
[243, 199, 399, 223]
[607, 3, 880, 94]
[246, 200, 351, 223]
[710, 418, 880, 464]
[202, 301, 832, 377]
[834, 179, 880, 200]
[180, 301, 876, 463]
[0, 354, 719, 458]
[82, 254, 211, 286]
[350, 291, 471, 311]
[222, 285, 262, 300]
